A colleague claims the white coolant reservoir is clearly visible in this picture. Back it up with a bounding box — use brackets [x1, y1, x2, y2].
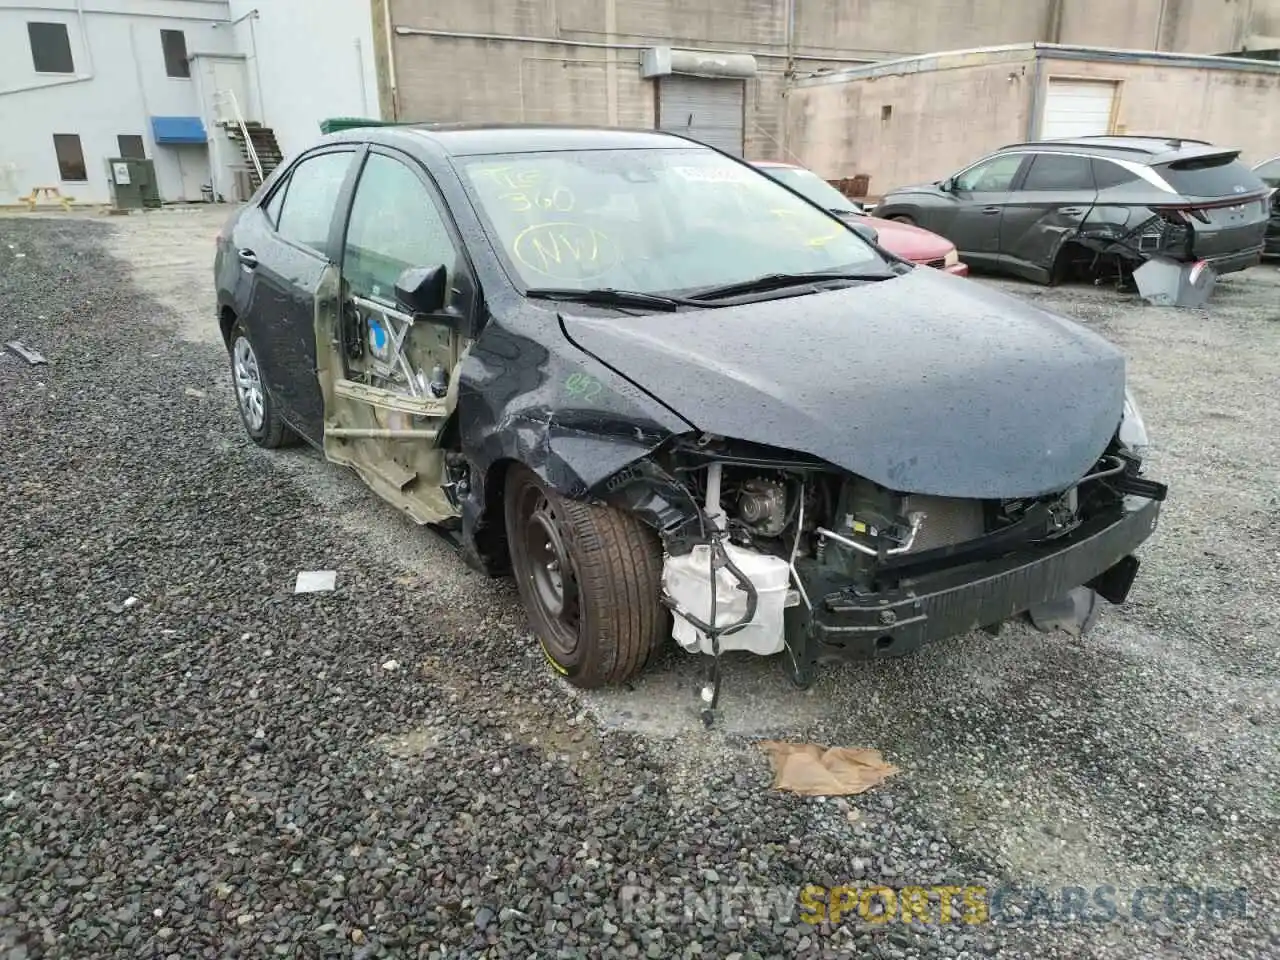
[663, 543, 792, 657]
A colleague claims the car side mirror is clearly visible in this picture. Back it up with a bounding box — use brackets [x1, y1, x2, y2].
[939, 177, 954, 193]
[395, 264, 448, 317]
[849, 220, 879, 245]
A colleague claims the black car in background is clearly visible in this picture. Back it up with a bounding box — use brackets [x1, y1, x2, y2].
[1251, 154, 1280, 255]
[873, 136, 1271, 284]
[213, 123, 1165, 697]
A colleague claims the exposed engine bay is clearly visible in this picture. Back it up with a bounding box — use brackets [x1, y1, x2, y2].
[602, 425, 1167, 725]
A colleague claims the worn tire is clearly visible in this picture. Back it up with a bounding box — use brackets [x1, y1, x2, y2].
[504, 464, 666, 688]
[227, 318, 298, 450]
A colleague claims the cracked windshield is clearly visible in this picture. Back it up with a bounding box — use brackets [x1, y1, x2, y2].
[459, 148, 882, 293]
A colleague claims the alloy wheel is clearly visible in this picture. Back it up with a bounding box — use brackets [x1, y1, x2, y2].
[232, 335, 265, 432]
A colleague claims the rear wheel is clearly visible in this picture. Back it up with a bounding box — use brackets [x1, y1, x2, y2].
[504, 464, 666, 688]
[227, 319, 297, 449]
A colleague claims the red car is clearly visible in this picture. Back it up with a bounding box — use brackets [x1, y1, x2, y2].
[753, 161, 969, 277]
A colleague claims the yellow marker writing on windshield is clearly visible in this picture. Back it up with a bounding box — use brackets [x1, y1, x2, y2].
[513, 221, 617, 280]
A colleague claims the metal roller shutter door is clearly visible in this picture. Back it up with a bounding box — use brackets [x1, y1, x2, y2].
[1041, 79, 1117, 139]
[657, 76, 745, 156]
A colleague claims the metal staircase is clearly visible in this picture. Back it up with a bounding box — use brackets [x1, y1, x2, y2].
[212, 88, 283, 194]
[223, 121, 283, 190]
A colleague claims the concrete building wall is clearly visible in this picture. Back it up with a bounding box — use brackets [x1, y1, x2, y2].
[791, 0, 1050, 59]
[383, 0, 1054, 160]
[228, 0, 381, 166]
[1055, 0, 1261, 53]
[786, 46, 1280, 199]
[784, 49, 1036, 196]
[383, 0, 854, 161]
[383, 0, 1280, 165]
[1037, 55, 1280, 164]
[0, 0, 235, 205]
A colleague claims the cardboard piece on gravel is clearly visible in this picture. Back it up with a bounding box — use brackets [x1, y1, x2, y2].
[294, 570, 337, 594]
[759, 741, 900, 796]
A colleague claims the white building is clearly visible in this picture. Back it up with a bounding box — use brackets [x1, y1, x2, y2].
[0, 0, 381, 206]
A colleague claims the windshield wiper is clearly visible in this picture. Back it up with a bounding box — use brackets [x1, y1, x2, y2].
[684, 270, 898, 302]
[525, 287, 704, 312]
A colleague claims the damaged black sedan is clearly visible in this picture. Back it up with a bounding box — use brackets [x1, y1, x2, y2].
[214, 123, 1166, 708]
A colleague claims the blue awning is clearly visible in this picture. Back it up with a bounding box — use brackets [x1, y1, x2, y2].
[150, 115, 207, 144]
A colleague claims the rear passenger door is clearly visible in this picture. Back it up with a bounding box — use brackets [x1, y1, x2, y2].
[244, 147, 360, 441]
[997, 152, 1098, 281]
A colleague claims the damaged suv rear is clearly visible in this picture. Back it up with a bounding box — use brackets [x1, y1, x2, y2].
[214, 124, 1167, 715]
[874, 136, 1270, 285]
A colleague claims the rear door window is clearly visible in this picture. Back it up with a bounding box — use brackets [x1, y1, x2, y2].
[1154, 154, 1266, 198]
[1019, 153, 1096, 191]
[1091, 158, 1140, 190]
[275, 150, 355, 255]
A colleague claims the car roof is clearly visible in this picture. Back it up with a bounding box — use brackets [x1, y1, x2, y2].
[993, 135, 1236, 166]
[328, 122, 696, 157]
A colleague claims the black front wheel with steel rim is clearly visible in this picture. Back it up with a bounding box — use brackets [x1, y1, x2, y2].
[227, 318, 297, 449]
[504, 464, 667, 689]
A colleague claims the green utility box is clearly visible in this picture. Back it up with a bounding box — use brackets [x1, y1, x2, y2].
[107, 158, 161, 211]
[319, 117, 405, 135]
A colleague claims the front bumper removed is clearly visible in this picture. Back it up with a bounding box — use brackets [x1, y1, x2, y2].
[785, 495, 1161, 673]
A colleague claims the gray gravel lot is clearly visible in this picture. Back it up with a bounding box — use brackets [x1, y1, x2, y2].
[1, 208, 1277, 959]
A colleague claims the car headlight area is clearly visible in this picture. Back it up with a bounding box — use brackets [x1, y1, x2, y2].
[1120, 387, 1150, 458]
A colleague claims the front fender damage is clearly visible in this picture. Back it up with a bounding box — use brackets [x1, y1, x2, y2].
[449, 311, 692, 576]
[454, 410, 678, 576]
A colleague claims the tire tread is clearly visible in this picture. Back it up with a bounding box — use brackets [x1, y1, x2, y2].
[505, 464, 666, 689]
[562, 496, 666, 686]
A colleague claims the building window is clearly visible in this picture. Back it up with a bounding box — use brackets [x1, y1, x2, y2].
[161, 30, 190, 78]
[118, 135, 146, 159]
[53, 134, 88, 182]
[28, 22, 74, 74]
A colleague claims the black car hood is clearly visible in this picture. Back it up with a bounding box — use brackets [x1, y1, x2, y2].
[559, 268, 1126, 500]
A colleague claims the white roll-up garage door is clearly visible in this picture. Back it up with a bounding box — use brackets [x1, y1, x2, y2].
[657, 76, 745, 156]
[1041, 79, 1118, 139]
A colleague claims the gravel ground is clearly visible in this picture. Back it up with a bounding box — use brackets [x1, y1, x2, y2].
[1, 209, 1277, 959]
